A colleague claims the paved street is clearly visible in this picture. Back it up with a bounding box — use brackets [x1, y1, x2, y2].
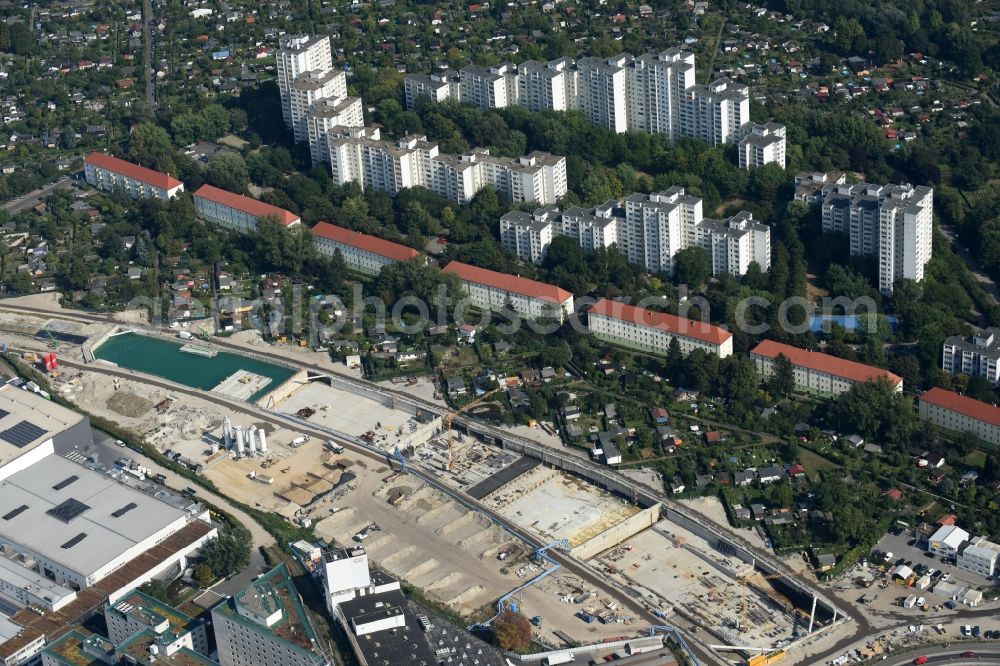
[2, 176, 76, 214]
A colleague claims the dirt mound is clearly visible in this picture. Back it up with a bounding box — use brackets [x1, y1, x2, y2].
[106, 392, 154, 418]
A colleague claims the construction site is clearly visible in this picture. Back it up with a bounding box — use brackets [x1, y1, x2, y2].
[0, 303, 832, 663]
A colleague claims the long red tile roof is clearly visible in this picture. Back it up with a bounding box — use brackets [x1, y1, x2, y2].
[921, 387, 1000, 428]
[84, 152, 182, 190]
[751, 339, 902, 387]
[442, 261, 573, 304]
[311, 221, 419, 262]
[589, 298, 731, 346]
[193, 184, 300, 226]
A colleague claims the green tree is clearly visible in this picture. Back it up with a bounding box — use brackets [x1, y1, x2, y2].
[194, 563, 215, 588]
[205, 152, 250, 194]
[769, 354, 795, 398]
[833, 378, 918, 448]
[673, 247, 712, 288]
[199, 525, 251, 578]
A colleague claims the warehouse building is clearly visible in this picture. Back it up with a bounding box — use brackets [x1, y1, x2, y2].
[586, 298, 733, 358]
[750, 340, 903, 395]
[927, 525, 970, 558]
[311, 222, 419, 275]
[84, 153, 184, 201]
[194, 185, 301, 233]
[919, 387, 1000, 446]
[443, 261, 574, 322]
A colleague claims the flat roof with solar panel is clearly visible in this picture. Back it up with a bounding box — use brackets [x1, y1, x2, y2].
[0, 454, 190, 585]
[0, 385, 85, 471]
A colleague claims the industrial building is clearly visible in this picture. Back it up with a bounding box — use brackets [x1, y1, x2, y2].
[587, 298, 733, 358]
[927, 525, 970, 558]
[83, 153, 184, 201]
[212, 563, 330, 666]
[958, 536, 1000, 578]
[0, 386, 218, 666]
[442, 261, 575, 322]
[750, 340, 903, 395]
[319, 546, 400, 614]
[310, 222, 420, 275]
[919, 387, 1000, 446]
[193, 185, 302, 233]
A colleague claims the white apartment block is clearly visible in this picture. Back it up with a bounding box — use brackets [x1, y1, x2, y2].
[84, 153, 184, 201]
[820, 182, 933, 294]
[403, 70, 460, 109]
[919, 387, 1000, 447]
[517, 58, 576, 112]
[738, 122, 787, 169]
[404, 48, 782, 167]
[576, 55, 631, 133]
[459, 64, 517, 110]
[958, 536, 1000, 578]
[587, 298, 733, 358]
[627, 49, 695, 138]
[276, 35, 333, 132]
[443, 261, 574, 322]
[751, 339, 903, 396]
[499, 211, 555, 263]
[321, 126, 567, 204]
[942, 328, 1000, 384]
[694, 211, 772, 276]
[193, 184, 301, 232]
[498, 188, 769, 276]
[623, 190, 688, 273]
[685, 78, 751, 146]
[286, 68, 347, 142]
[305, 97, 364, 164]
[557, 200, 622, 252]
[311, 221, 419, 275]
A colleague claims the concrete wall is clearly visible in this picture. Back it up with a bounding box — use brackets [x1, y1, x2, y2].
[257, 369, 311, 407]
[572, 503, 661, 560]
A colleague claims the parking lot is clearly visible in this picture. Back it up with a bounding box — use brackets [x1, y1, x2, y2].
[874, 529, 995, 590]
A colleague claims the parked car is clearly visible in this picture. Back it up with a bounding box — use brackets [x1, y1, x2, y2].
[913, 656, 928, 665]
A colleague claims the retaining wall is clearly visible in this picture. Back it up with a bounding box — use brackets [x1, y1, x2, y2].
[572, 503, 661, 560]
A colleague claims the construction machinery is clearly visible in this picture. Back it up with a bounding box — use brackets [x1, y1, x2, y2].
[470, 540, 570, 630]
[443, 386, 504, 471]
[392, 446, 407, 473]
[196, 324, 211, 340]
[43, 330, 59, 349]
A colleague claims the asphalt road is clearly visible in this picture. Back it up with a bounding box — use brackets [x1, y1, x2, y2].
[2, 176, 75, 214]
[881, 644, 1000, 665]
[938, 221, 1000, 306]
[143, 0, 156, 110]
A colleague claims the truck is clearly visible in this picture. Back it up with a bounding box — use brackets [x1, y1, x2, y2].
[903, 595, 917, 609]
[325, 440, 344, 453]
[543, 652, 573, 665]
[178, 330, 194, 340]
[290, 436, 310, 448]
[254, 474, 274, 485]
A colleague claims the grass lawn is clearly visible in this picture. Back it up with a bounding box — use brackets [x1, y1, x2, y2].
[798, 447, 841, 476]
[963, 450, 988, 468]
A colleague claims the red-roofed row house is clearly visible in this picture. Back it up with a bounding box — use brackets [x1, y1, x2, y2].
[442, 261, 574, 323]
[586, 298, 733, 358]
[193, 184, 301, 232]
[919, 387, 1000, 446]
[84, 153, 184, 201]
[311, 221, 420, 275]
[750, 340, 903, 396]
